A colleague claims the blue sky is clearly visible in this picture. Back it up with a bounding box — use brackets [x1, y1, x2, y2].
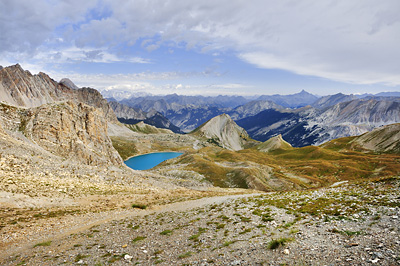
[1, 0, 399, 96]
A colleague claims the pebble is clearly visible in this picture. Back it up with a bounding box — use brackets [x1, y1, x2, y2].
[124, 254, 133, 260]
[283, 249, 290, 255]
[370, 258, 380, 264]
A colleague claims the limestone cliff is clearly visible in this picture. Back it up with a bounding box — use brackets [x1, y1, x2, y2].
[192, 114, 252, 151]
[0, 101, 122, 166]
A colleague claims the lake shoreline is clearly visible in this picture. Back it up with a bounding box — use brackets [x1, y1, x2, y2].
[124, 151, 184, 170]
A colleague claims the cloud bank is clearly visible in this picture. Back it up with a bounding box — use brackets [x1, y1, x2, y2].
[1, 0, 400, 86]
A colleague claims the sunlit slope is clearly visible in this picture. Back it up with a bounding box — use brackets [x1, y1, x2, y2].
[158, 135, 400, 192]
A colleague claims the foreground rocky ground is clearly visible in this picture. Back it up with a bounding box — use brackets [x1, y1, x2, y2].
[2, 177, 399, 266]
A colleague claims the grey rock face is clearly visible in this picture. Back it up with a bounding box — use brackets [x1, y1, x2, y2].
[193, 114, 250, 151]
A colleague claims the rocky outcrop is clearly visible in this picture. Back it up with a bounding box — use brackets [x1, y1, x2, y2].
[126, 121, 173, 134]
[60, 78, 79, 90]
[0, 64, 117, 122]
[0, 101, 122, 166]
[257, 134, 292, 152]
[192, 114, 251, 151]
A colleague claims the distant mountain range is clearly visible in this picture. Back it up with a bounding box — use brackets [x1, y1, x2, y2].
[107, 89, 400, 147]
[1, 64, 398, 150]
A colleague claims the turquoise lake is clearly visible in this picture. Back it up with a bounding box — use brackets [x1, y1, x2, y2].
[124, 152, 183, 170]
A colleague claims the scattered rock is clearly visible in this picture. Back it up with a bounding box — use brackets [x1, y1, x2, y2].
[283, 248, 290, 255]
[124, 254, 133, 260]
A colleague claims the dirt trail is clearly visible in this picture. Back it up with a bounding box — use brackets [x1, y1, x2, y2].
[0, 193, 259, 262]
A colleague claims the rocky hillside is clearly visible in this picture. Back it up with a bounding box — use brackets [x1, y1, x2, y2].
[322, 123, 400, 154]
[257, 134, 293, 152]
[125, 121, 173, 134]
[0, 101, 122, 166]
[351, 123, 400, 153]
[0, 64, 118, 123]
[191, 114, 253, 151]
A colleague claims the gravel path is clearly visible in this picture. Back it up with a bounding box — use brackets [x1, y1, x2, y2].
[2, 178, 399, 266]
[1, 194, 256, 265]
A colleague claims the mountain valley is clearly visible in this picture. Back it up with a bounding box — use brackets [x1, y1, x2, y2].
[0, 64, 399, 265]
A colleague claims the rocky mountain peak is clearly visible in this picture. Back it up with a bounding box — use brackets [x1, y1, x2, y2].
[193, 114, 250, 151]
[60, 78, 79, 90]
[0, 64, 118, 123]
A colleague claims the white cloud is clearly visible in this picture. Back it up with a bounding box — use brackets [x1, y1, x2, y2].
[2, 0, 400, 87]
[44, 71, 253, 96]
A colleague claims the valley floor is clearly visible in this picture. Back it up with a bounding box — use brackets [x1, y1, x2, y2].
[1, 178, 399, 266]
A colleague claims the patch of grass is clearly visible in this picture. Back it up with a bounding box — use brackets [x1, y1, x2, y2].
[178, 252, 193, 259]
[33, 241, 52, 247]
[108, 254, 123, 263]
[132, 236, 147, 243]
[240, 216, 252, 222]
[188, 227, 207, 242]
[216, 223, 225, 229]
[131, 204, 147, 210]
[267, 238, 293, 249]
[110, 137, 138, 160]
[75, 253, 89, 262]
[239, 228, 252, 234]
[223, 240, 236, 247]
[160, 230, 173, 236]
[188, 233, 201, 241]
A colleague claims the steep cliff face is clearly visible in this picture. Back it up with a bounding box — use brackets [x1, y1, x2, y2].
[0, 101, 122, 166]
[192, 114, 251, 151]
[0, 64, 117, 122]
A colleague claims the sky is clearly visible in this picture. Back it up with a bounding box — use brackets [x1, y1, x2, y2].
[1, 0, 400, 96]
